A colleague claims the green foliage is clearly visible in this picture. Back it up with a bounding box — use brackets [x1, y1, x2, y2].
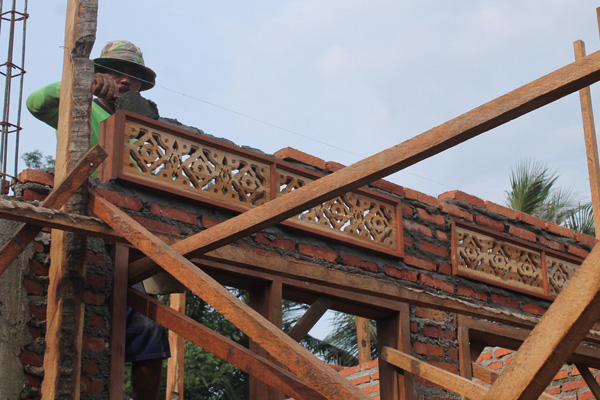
[21, 149, 55, 169]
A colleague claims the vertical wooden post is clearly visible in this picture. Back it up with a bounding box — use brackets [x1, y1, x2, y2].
[356, 316, 371, 365]
[574, 39, 600, 235]
[166, 293, 187, 400]
[109, 244, 129, 399]
[40, 1, 97, 399]
[377, 304, 414, 400]
[249, 280, 284, 400]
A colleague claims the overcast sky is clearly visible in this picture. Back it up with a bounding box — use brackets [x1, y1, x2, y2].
[14, 0, 600, 207]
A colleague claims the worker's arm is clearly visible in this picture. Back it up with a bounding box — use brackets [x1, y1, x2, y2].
[26, 82, 61, 129]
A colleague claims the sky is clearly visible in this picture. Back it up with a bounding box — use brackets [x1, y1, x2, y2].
[11, 0, 600, 208]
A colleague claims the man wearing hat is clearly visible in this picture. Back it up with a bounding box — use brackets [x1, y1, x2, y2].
[27, 41, 168, 400]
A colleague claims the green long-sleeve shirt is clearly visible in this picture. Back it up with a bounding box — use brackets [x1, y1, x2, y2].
[26, 82, 112, 146]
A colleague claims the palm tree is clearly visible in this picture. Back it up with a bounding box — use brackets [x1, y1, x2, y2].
[505, 159, 594, 236]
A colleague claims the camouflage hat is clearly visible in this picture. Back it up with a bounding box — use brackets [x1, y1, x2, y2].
[93, 40, 156, 91]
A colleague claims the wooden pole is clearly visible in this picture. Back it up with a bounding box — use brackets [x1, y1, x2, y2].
[40, 0, 97, 399]
[574, 39, 600, 236]
[356, 316, 371, 365]
[166, 293, 186, 400]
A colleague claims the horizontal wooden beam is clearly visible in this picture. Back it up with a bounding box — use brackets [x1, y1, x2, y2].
[128, 289, 328, 400]
[90, 190, 371, 400]
[381, 346, 488, 399]
[127, 49, 600, 273]
[0, 145, 106, 278]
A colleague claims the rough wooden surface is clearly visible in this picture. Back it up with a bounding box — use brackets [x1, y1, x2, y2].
[471, 364, 558, 400]
[166, 292, 186, 400]
[41, 0, 97, 398]
[90, 190, 371, 400]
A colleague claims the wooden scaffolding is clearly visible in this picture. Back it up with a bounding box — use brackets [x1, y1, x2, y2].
[4, 1, 600, 399]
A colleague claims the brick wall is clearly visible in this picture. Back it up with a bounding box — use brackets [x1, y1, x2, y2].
[1, 139, 597, 398]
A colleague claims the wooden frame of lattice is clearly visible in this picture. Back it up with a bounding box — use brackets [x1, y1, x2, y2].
[4, 1, 600, 399]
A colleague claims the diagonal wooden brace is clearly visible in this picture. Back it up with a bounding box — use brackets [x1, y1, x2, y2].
[128, 288, 328, 400]
[0, 145, 106, 278]
[128, 49, 600, 284]
[89, 190, 371, 400]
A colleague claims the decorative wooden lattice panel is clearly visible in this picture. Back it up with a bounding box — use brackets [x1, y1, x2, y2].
[453, 224, 581, 299]
[99, 111, 402, 256]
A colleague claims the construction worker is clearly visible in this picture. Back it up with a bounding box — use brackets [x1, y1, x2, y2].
[26, 40, 169, 400]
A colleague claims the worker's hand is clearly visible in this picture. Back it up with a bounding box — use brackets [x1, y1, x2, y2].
[93, 73, 119, 101]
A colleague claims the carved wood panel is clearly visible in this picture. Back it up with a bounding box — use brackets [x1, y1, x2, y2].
[546, 256, 578, 296]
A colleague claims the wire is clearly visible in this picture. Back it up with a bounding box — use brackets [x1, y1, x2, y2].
[94, 62, 458, 191]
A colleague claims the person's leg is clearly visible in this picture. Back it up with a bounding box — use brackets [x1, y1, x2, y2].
[131, 358, 163, 400]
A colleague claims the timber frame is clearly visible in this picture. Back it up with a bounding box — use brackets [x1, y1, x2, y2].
[5, 2, 600, 399]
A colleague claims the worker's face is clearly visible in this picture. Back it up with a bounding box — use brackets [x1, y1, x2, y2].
[106, 62, 143, 94]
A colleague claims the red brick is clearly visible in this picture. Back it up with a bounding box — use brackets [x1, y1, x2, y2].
[363, 359, 379, 370]
[508, 225, 536, 242]
[545, 221, 575, 239]
[493, 348, 514, 358]
[578, 391, 596, 400]
[401, 203, 413, 216]
[274, 147, 326, 170]
[94, 187, 143, 211]
[132, 215, 180, 236]
[84, 291, 106, 305]
[436, 230, 449, 241]
[538, 236, 566, 252]
[476, 350, 492, 362]
[82, 337, 105, 352]
[545, 387, 561, 395]
[423, 325, 456, 341]
[25, 372, 42, 388]
[554, 369, 569, 380]
[349, 375, 370, 385]
[522, 303, 546, 316]
[516, 212, 546, 230]
[457, 286, 487, 302]
[419, 241, 450, 258]
[86, 250, 106, 267]
[298, 243, 338, 263]
[490, 294, 519, 309]
[488, 360, 504, 370]
[23, 277, 44, 296]
[324, 160, 345, 173]
[254, 233, 295, 252]
[438, 262, 452, 275]
[17, 169, 54, 186]
[81, 377, 104, 394]
[339, 365, 361, 376]
[403, 219, 433, 237]
[416, 208, 446, 227]
[150, 203, 197, 225]
[89, 313, 106, 328]
[484, 200, 518, 220]
[415, 307, 447, 322]
[384, 266, 418, 282]
[413, 342, 445, 357]
[475, 214, 505, 232]
[403, 235, 414, 248]
[362, 385, 379, 394]
[19, 349, 43, 366]
[575, 232, 598, 247]
[201, 215, 221, 228]
[448, 348, 458, 359]
[404, 254, 436, 272]
[343, 255, 378, 273]
[563, 379, 587, 392]
[28, 326, 42, 340]
[30, 260, 49, 276]
[568, 245, 589, 259]
[22, 189, 46, 202]
[440, 202, 473, 221]
[420, 274, 454, 293]
[86, 272, 107, 289]
[84, 360, 99, 375]
[29, 303, 46, 320]
[370, 179, 405, 196]
[32, 240, 45, 253]
[439, 190, 485, 208]
[410, 322, 418, 333]
[404, 188, 440, 208]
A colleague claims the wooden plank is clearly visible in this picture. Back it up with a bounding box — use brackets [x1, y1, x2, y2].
[249, 281, 284, 400]
[381, 346, 487, 400]
[108, 244, 128, 400]
[574, 40, 600, 235]
[127, 49, 600, 279]
[127, 288, 329, 400]
[483, 244, 600, 400]
[575, 364, 600, 400]
[356, 316, 371, 365]
[471, 364, 558, 400]
[0, 145, 106, 278]
[89, 191, 371, 400]
[458, 324, 473, 380]
[166, 292, 186, 400]
[287, 297, 332, 342]
[40, 0, 97, 398]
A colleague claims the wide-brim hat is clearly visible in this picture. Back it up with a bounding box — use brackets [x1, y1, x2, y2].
[93, 40, 156, 91]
